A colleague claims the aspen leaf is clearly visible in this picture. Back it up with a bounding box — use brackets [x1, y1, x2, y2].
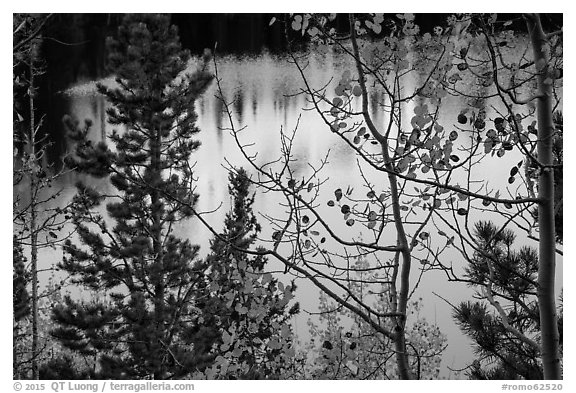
[232, 347, 243, 357]
[272, 231, 282, 241]
[347, 361, 359, 376]
[323, 340, 333, 350]
[474, 119, 485, 129]
[222, 331, 232, 345]
[335, 188, 343, 201]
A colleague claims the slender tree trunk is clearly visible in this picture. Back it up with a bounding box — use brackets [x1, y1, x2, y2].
[525, 13, 561, 380]
[384, 149, 413, 380]
[349, 13, 413, 379]
[29, 53, 39, 381]
[150, 124, 166, 380]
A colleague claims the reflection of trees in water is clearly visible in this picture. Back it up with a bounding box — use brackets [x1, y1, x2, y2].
[213, 94, 224, 149]
[251, 89, 258, 116]
[233, 86, 245, 125]
[62, 50, 508, 185]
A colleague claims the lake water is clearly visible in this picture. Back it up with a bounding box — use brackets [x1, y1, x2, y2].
[43, 47, 563, 378]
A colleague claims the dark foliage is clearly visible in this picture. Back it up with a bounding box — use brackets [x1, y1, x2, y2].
[39, 355, 91, 380]
[453, 221, 562, 379]
[52, 14, 212, 379]
[13, 236, 31, 322]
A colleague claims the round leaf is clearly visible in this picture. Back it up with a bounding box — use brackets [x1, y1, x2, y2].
[335, 188, 343, 201]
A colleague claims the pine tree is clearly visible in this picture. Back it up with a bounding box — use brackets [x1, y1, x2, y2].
[453, 221, 563, 379]
[13, 237, 30, 327]
[39, 355, 91, 380]
[191, 168, 300, 379]
[52, 14, 212, 379]
[13, 236, 31, 379]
